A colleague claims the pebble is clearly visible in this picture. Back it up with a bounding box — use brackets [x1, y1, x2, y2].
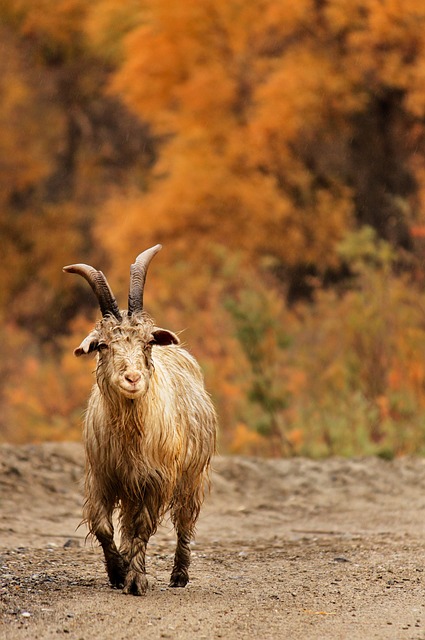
[63, 539, 80, 549]
[334, 557, 350, 563]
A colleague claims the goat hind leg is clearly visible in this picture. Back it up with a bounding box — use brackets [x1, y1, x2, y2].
[170, 496, 200, 588]
[170, 527, 192, 587]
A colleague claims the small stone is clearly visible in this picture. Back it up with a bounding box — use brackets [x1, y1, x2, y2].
[63, 539, 80, 549]
[334, 557, 350, 563]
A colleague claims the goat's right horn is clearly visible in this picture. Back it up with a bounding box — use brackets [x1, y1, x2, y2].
[63, 263, 122, 321]
[128, 244, 162, 315]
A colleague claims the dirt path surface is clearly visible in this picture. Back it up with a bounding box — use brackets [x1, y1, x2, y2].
[0, 443, 425, 639]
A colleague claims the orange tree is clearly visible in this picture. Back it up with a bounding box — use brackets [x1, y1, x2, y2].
[3, 0, 425, 452]
[0, 0, 154, 440]
[91, 0, 425, 287]
[78, 0, 425, 453]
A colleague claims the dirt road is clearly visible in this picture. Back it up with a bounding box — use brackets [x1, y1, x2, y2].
[1, 443, 424, 639]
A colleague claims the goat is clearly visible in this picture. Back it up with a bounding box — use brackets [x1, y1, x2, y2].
[63, 245, 217, 595]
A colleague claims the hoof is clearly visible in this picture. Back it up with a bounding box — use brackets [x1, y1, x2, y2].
[123, 570, 148, 596]
[169, 571, 189, 588]
[106, 559, 128, 590]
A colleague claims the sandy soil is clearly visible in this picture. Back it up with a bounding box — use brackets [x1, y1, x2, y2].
[0, 443, 425, 640]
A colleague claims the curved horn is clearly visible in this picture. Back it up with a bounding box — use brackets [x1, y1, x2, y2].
[128, 244, 162, 315]
[63, 263, 122, 321]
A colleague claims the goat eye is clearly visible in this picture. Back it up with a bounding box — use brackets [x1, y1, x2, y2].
[98, 343, 108, 351]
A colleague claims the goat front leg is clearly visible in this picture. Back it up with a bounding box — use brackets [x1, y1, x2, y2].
[120, 503, 158, 596]
[122, 537, 149, 596]
[85, 500, 128, 589]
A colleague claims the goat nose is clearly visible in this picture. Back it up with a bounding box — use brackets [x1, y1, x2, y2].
[125, 371, 141, 385]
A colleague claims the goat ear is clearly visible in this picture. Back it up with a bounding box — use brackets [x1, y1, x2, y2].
[74, 330, 104, 357]
[151, 328, 180, 346]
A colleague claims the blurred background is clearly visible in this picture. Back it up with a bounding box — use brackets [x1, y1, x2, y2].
[2, 0, 425, 457]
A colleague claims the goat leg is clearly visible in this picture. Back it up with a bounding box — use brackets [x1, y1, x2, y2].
[169, 527, 191, 587]
[121, 505, 158, 596]
[122, 536, 149, 596]
[85, 501, 128, 589]
[170, 492, 201, 588]
[98, 534, 128, 589]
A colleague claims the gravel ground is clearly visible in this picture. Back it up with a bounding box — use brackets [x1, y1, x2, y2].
[1, 443, 425, 639]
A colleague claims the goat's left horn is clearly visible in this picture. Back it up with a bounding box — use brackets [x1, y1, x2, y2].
[63, 263, 122, 321]
[128, 244, 162, 315]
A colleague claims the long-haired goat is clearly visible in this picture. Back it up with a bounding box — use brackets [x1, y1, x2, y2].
[64, 245, 217, 595]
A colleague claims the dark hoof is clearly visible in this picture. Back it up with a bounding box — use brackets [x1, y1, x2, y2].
[123, 570, 148, 596]
[106, 558, 128, 589]
[169, 571, 189, 588]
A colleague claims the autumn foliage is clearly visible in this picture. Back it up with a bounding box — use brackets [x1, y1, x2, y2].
[2, 0, 425, 456]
